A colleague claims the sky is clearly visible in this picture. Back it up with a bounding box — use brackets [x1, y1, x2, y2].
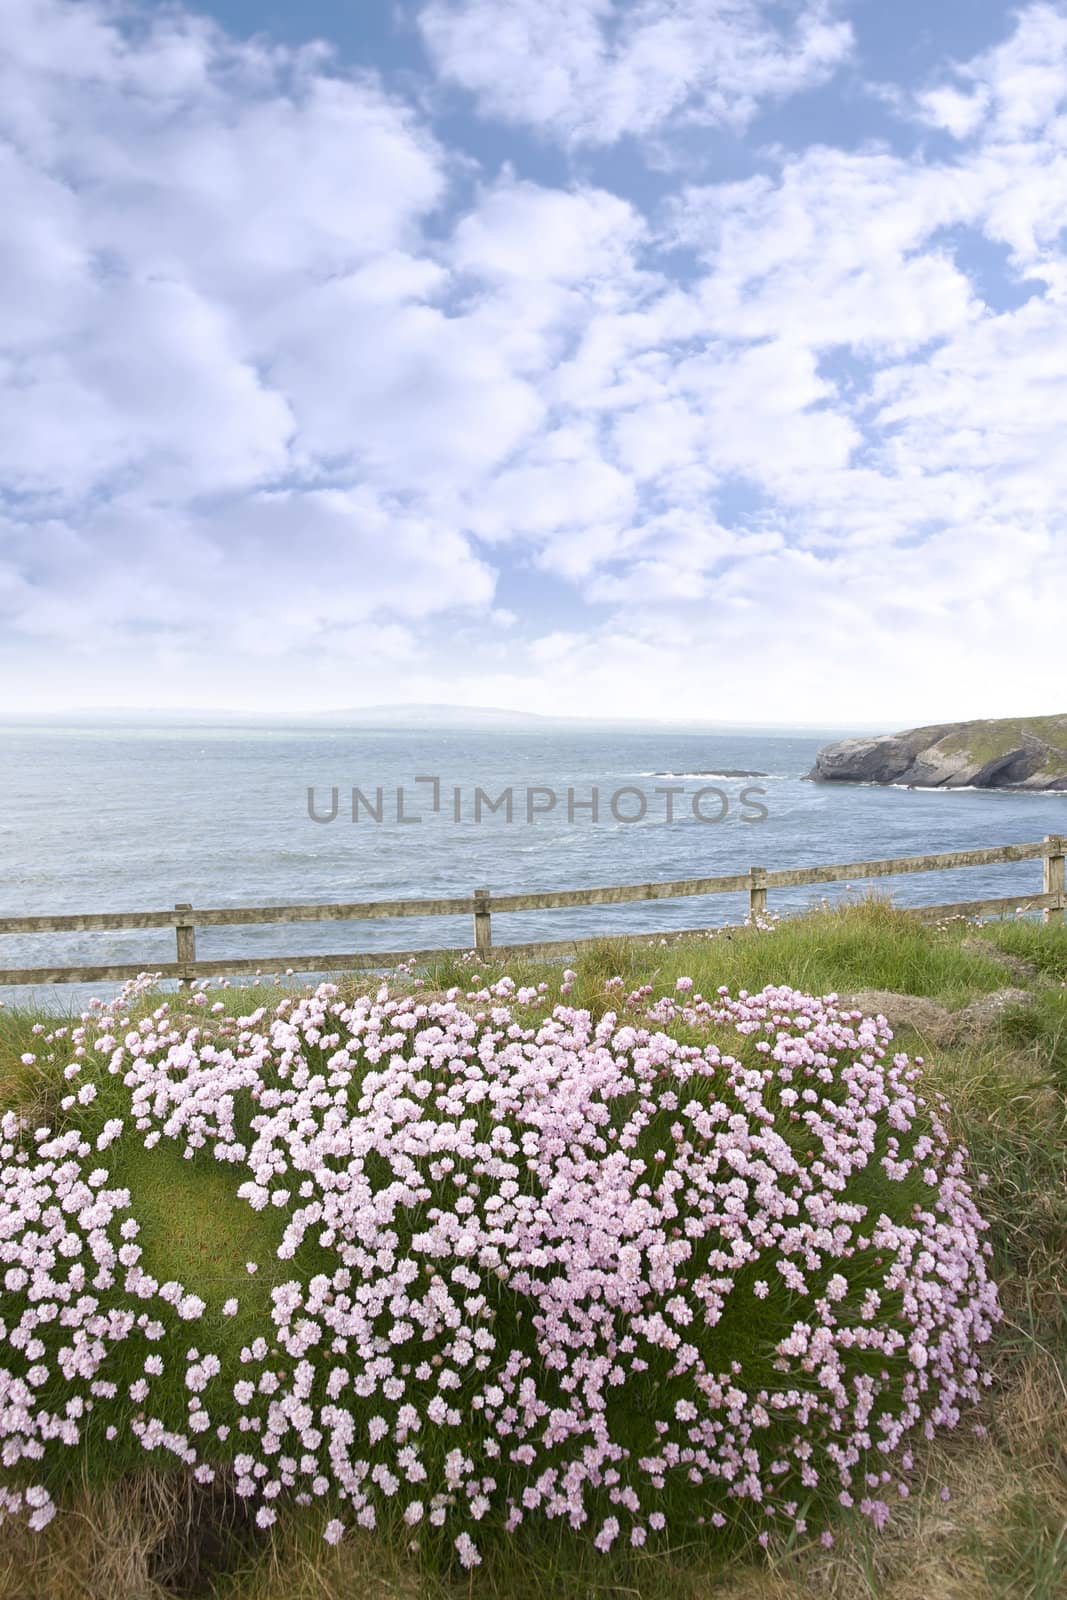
[1, 0, 1066, 726]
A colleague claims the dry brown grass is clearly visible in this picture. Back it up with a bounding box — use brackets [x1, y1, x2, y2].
[0, 1473, 183, 1600]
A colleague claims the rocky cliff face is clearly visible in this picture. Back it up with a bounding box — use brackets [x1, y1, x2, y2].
[808, 715, 1067, 791]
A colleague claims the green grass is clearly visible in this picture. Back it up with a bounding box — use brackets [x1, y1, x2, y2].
[966, 918, 1067, 982]
[0, 1001, 81, 1123]
[937, 713, 1067, 773]
[424, 898, 1033, 1011]
[2, 901, 1066, 1600]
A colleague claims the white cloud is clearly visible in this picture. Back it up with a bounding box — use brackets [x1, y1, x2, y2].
[0, 489, 494, 653]
[2, 0, 1067, 722]
[921, 0, 1067, 140]
[669, 150, 983, 353]
[0, 0, 452, 512]
[0, 275, 294, 501]
[0, 0, 510, 702]
[265, 272, 546, 493]
[449, 512, 1066, 724]
[671, 338, 860, 482]
[452, 180, 645, 282]
[418, 0, 853, 145]
[873, 296, 1067, 512]
[914, 85, 990, 139]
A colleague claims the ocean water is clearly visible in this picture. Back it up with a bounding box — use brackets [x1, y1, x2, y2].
[1, 721, 1065, 1010]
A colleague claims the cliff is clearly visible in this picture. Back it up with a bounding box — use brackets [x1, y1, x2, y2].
[807, 714, 1067, 790]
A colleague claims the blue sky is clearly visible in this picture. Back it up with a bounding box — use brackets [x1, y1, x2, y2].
[1, 0, 1066, 723]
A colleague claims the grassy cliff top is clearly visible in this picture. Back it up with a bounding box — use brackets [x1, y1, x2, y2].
[936, 712, 1067, 771]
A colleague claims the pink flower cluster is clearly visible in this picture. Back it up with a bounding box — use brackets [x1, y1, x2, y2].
[0, 974, 999, 1564]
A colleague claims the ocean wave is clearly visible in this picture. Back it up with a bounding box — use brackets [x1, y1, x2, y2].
[827, 780, 1067, 797]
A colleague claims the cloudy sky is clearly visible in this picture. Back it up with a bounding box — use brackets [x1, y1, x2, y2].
[2, 0, 1065, 724]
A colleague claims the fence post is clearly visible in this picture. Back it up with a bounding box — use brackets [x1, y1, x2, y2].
[472, 887, 492, 958]
[1044, 836, 1066, 924]
[175, 902, 197, 988]
[748, 866, 767, 924]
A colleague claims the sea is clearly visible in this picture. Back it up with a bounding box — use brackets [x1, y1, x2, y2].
[1, 720, 1065, 1011]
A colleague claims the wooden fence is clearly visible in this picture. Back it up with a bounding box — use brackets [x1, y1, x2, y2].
[0, 835, 1063, 988]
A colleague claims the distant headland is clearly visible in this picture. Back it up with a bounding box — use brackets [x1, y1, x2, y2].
[808, 714, 1067, 791]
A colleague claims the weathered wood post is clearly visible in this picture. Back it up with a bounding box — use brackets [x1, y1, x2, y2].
[1043, 835, 1066, 924]
[175, 902, 197, 988]
[472, 887, 492, 958]
[749, 866, 767, 923]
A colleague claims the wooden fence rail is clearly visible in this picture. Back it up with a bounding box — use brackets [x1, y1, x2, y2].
[1, 835, 1063, 988]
